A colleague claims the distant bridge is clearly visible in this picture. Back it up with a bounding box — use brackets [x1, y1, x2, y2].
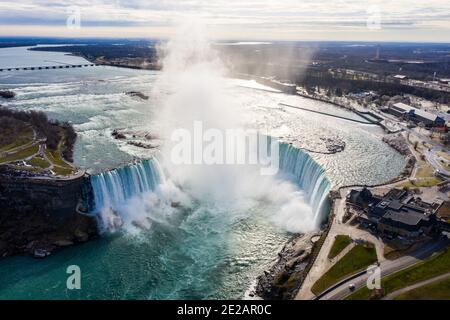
[0, 64, 96, 72]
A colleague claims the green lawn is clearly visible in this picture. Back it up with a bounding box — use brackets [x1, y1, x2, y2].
[45, 148, 69, 167]
[312, 243, 378, 295]
[27, 156, 50, 169]
[397, 177, 442, 188]
[328, 235, 352, 259]
[347, 248, 450, 300]
[44, 143, 74, 176]
[0, 144, 39, 164]
[396, 162, 443, 189]
[10, 164, 40, 172]
[0, 140, 28, 153]
[52, 166, 74, 176]
[394, 276, 450, 300]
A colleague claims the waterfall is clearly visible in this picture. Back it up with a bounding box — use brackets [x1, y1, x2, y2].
[89, 142, 330, 232]
[90, 159, 165, 214]
[278, 143, 331, 226]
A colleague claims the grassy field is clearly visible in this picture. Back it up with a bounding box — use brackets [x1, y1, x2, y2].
[397, 177, 442, 188]
[52, 166, 74, 176]
[45, 148, 69, 167]
[0, 144, 39, 164]
[347, 248, 450, 300]
[328, 235, 352, 259]
[394, 276, 450, 300]
[396, 162, 443, 189]
[27, 156, 50, 169]
[311, 242, 378, 295]
[44, 141, 74, 176]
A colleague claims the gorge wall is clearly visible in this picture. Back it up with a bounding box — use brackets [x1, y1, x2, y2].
[0, 175, 97, 258]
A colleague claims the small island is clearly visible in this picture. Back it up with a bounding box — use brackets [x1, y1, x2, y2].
[0, 90, 15, 99]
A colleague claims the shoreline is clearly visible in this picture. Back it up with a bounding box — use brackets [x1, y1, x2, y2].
[1, 53, 414, 299]
[236, 72, 415, 300]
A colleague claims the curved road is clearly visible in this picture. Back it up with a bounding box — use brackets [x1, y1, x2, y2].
[318, 238, 449, 300]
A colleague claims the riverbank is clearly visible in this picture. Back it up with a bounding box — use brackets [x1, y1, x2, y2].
[0, 47, 409, 298]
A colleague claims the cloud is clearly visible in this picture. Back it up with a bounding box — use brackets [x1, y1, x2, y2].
[0, 0, 449, 41]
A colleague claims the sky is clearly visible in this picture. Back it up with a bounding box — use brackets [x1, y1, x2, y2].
[0, 0, 449, 42]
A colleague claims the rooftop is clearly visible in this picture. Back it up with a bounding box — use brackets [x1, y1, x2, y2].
[392, 102, 440, 122]
[382, 208, 430, 226]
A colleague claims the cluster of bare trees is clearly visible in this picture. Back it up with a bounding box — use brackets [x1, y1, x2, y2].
[0, 116, 26, 146]
[61, 122, 76, 162]
[0, 107, 77, 161]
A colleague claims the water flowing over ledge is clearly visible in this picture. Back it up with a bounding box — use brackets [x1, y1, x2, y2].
[88, 142, 330, 230]
[278, 143, 331, 226]
[89, 159, 165, 214]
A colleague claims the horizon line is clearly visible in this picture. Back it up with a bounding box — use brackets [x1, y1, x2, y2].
[1, 35, 450, 45]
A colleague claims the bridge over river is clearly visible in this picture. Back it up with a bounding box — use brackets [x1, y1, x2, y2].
[0, 63, 96, 72]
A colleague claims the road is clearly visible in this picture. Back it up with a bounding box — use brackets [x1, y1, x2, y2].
[383, 271, 450, 300]
[318, 238, 449, 300]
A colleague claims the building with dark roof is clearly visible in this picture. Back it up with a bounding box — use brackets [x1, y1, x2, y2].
[347, 188, 442, 238]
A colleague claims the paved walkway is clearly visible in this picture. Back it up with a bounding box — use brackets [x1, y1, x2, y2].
[383, 272, 450, 300]
[295, 188, 386, 300]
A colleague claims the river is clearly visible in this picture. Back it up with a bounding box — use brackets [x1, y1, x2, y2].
[0, 46, 404, 299]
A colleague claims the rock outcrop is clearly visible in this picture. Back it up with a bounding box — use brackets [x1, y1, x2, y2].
[125, 91, 149, 100]
[0, 90, 15, 99]
[255, 233, 314, 300]
[382, 133, 411, 156]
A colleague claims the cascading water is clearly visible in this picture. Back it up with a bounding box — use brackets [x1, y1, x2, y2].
[90, 158, 167, 231]
[91, 159, 165, 211]
[89, 141, 330, 232]
[278, 142, 331, 226]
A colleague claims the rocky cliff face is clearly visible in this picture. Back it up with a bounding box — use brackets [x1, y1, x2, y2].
[0, 175, 98, 258]
[255, 234, 314, 300]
